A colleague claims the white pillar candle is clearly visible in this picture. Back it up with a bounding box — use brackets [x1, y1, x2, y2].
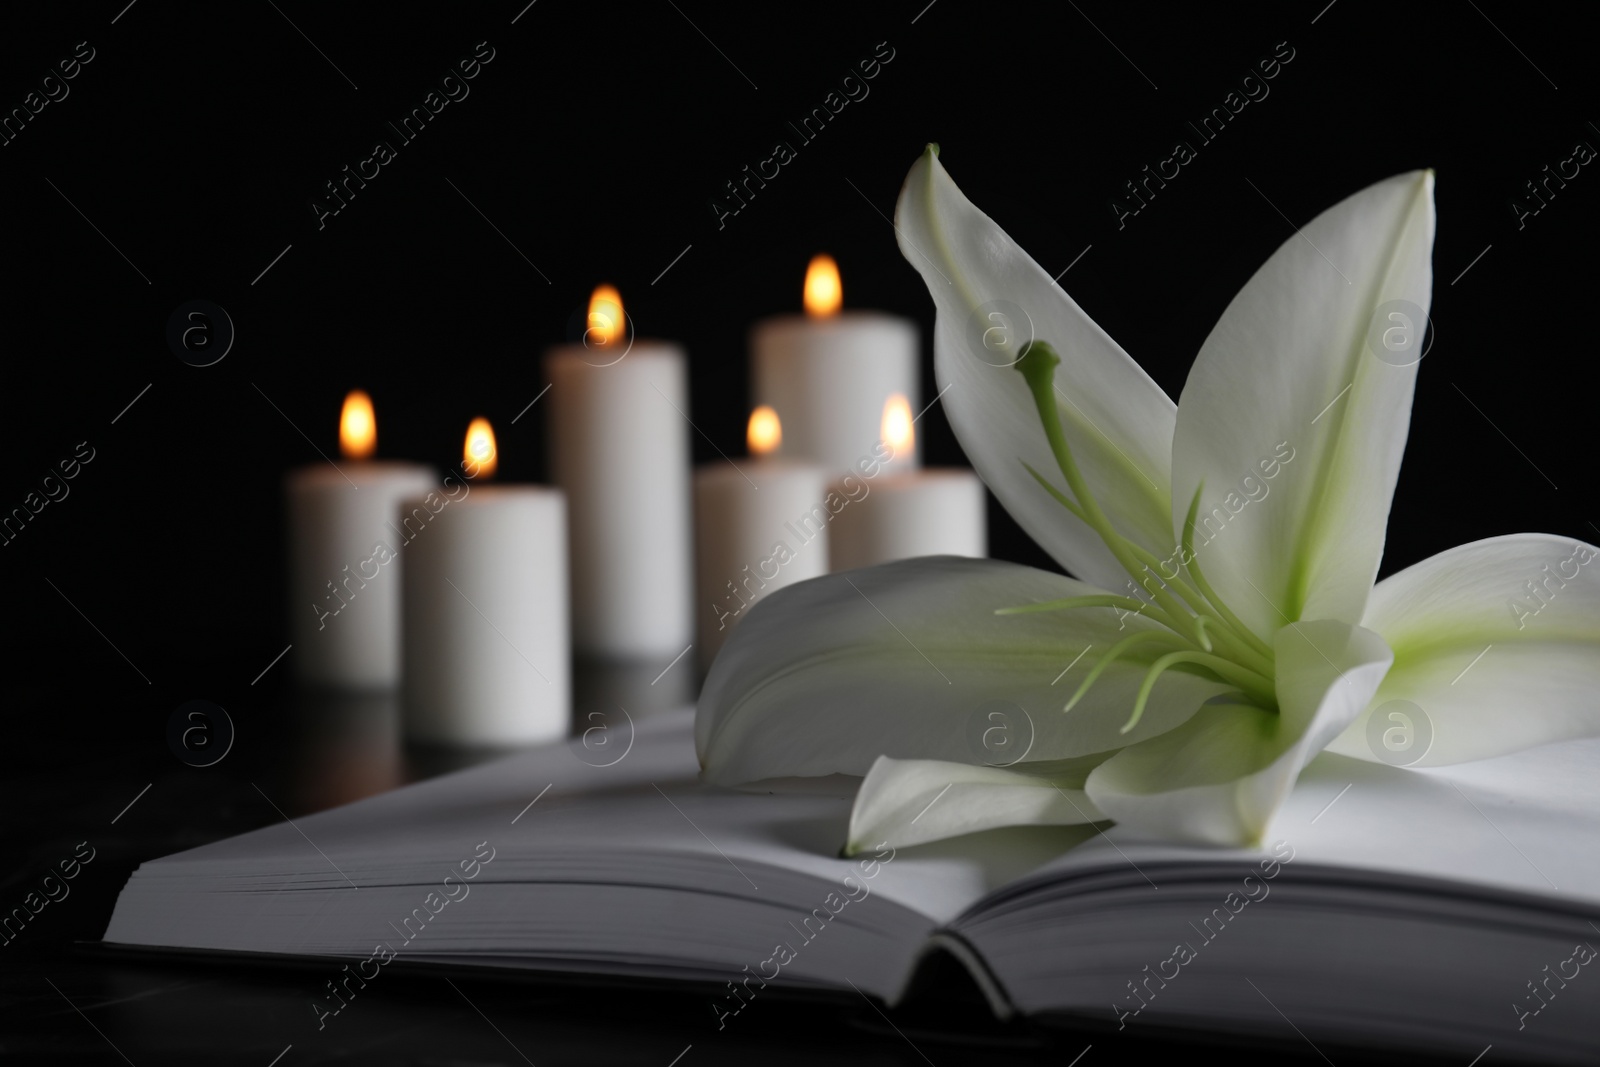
[751, 255, 919, 476]
[285, 390, 435, 689]
[828, 469, 987, 572]
[546, 287, 693, 660]
[402, 419, 570, 746]
[694, 407, 830, 669]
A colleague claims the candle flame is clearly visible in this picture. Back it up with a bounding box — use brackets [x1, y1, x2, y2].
[747, 405, 782, 456]
[340, 390, 376, 459]
[803, 254, 841, 318]
[587, 284, 626, 347]
[881, 394, 913, 458]
[464, 417, 498, 480]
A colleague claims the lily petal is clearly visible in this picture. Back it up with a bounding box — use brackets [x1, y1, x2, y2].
[844, 756, 1106, 855]
[1329, 533, 1600, 766]
[697, 556, 1231, 785]
[1170, 171, 1436, 637]
[895, 146, 1176, 591]
[1085, 621, 1392, 845]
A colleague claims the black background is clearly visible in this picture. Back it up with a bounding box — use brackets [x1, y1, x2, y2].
[3, 0, 1598, 712]
[1, 1, 1596, 1060]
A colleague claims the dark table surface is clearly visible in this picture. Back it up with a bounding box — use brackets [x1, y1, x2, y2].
[2, 664, 1434, 1065]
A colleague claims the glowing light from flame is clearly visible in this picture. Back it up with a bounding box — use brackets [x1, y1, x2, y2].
[881, 394, 913, 459]
[340, 390, 376, 459]
[464, 417, 498, 480]
[747, 405, 782, 456]
[587, 284, 626, 347]
[803, 254, 841, 317]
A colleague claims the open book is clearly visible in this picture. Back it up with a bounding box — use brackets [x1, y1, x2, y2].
[104, 707, 1600, 1062]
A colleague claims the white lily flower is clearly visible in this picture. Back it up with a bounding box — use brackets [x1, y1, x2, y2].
[697, 146, 1600, 852]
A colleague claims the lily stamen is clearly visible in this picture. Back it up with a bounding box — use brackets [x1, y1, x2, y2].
[1063, 630, 1190, 712]
[1123, 651, 1277, 734]
[995, 594, 1151, 616]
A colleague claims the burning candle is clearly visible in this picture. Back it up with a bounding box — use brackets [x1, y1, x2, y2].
[285, 390, 435, 688]
[751, 254, 920, 476]
[877, 393, 916, 476]
[693, 406, 830, 669]
[401, 418, 570, 745]
[828, 395, 987, 571]
[546, 285, 694, 661]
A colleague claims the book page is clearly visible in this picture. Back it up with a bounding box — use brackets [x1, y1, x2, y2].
[964, 736, 1600, 915]
[143, 708, 1073, 922]
[108, 707, 1084, 1007]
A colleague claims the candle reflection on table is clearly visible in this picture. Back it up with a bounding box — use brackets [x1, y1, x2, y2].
[277, 656, 695, 815]
[284, 689, 406, 811]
